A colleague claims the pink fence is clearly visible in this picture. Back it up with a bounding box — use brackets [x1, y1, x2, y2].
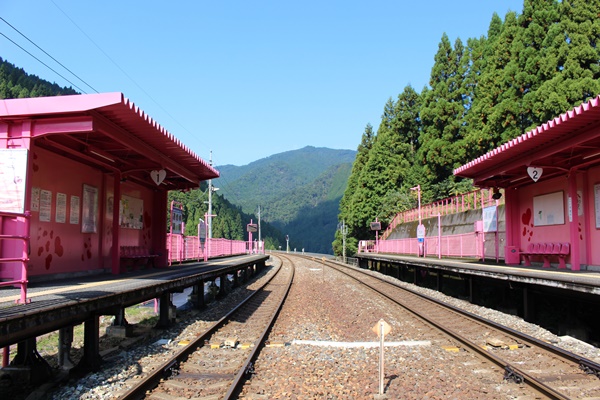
[382, 188, 503, 239]
[207, 238, 248, 258]
[166, 233, 260, 265]
[359, 232, 483, 260]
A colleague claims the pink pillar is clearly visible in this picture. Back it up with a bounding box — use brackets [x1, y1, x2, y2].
[582, 171, 592, 266]
[111, 172, 121, 274]
[568, 172, 580, 271]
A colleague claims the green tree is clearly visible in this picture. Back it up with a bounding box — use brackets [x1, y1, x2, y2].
[531, 0, 600, 122]
[335, 124, 374, 254]
[418, 34, 469, 187]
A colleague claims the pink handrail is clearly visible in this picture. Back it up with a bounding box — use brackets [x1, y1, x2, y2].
[381, 188, 503, 239]
[0, 211, 30, 304]
[166, 233, 256, 264]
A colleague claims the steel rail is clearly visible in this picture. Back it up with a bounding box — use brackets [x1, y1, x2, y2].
[119, 260, 289, 400]
[303, 255, 599, 400]
[223, 254, 295, 399]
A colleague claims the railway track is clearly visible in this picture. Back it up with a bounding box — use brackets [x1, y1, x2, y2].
[303, 255, 600, 399]
[118, 257, 294, 400]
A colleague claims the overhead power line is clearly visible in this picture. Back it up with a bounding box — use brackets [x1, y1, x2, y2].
[0, 30, 88, 93]
[50, 0, 210, 155]
[0, 16, 98, 94]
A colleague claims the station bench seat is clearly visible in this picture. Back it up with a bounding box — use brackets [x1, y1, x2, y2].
[521, 242, 570, 269]
[120, 246, 158, 270]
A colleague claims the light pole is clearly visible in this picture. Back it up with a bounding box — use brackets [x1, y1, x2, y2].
[411, 185, 424, 256]
[411, 185, 421, 225]
[286, 235, 289, 253]
[206, 151, 219, 241]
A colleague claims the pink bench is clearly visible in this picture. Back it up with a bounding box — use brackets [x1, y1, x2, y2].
[521, 242, 570, 269]
[120, 246, 158, 270]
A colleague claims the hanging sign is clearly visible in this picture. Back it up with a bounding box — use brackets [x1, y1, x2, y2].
[150, 169, 167, 185]
[527, 167, 543, 182]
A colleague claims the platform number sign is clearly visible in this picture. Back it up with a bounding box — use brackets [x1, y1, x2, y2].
[527, 166, 543, 182]
[247, 223, 257, 233]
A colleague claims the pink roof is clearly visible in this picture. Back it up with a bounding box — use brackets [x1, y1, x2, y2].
[454, 95, 600, 188]
[0, 93, 218, 189]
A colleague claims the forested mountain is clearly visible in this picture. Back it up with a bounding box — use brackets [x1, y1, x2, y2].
[217, 146, 356, 253]
[0, 57, 78, 98]
[167, 183, 286, 251]
[336, 0, 600, 256]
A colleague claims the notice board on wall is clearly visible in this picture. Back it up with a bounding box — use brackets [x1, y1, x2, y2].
[0, 149, 28, 213]
[120, 195, 144, 229]
[594, 184, 600, 228]
[533, 191, 565, 226]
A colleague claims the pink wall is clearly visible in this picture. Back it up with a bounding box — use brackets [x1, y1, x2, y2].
[512, 173, 593, 268]
[101, 177, 158, 267]
[28, 146, 104, 275]
[26, 146, 162, 277]
[585, 166, 600, 266]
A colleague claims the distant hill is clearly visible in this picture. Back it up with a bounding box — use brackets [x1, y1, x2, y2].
[0, 57, 78, 98]
[216, 146, 356, 254]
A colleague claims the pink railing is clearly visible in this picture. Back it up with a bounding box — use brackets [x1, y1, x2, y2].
[382, 188, 503, 239]
[0, 211, 30, 304]
[359, 232, 482, 260]
[166, 233, 261, 265]
[207, 238, 247, 258]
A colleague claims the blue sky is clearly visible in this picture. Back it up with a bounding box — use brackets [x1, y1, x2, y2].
[1, 1, 524, 167]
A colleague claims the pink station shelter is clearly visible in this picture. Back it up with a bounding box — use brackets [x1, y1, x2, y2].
[0, 93, 218, 299]
[455, 95, 600, 272]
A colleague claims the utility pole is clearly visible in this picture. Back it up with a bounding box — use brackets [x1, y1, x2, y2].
[341, 220, 347, 264]
[257, 205, 261, 244]
[208, 151, 213, 240]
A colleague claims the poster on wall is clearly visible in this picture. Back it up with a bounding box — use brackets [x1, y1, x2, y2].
[31, 187, 40, 212]
[568, 190, 583, 222]
[595, 184, 600, 228]
[40, 189, 52, 222]
[120, 195, 144, 229]
[533, 191, 565, 226]
[56, 192, 67, 223]
[70, 195, 80, 225]
[82, 184, 98, 233]
[0, 148, 28, 213]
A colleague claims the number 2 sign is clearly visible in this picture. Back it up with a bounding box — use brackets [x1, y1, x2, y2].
[527, 167, 543, 182]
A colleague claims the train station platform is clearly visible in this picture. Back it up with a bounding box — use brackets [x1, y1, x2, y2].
[356, 253, 600, 295]
[0, 254, 269, 350]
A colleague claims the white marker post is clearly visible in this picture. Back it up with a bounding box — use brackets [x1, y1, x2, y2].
[372, 319, 392, 398]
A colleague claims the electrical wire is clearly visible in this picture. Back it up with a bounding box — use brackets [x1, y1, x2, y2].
[50, 0, 210, 153]
[0, 16, 98, 94]
[0, 31, 88, 94]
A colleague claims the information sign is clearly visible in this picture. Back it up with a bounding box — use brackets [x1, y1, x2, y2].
[482, 205, 498, 232]
[247, 223, 257, 233]
[417, 224, 425, 243]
